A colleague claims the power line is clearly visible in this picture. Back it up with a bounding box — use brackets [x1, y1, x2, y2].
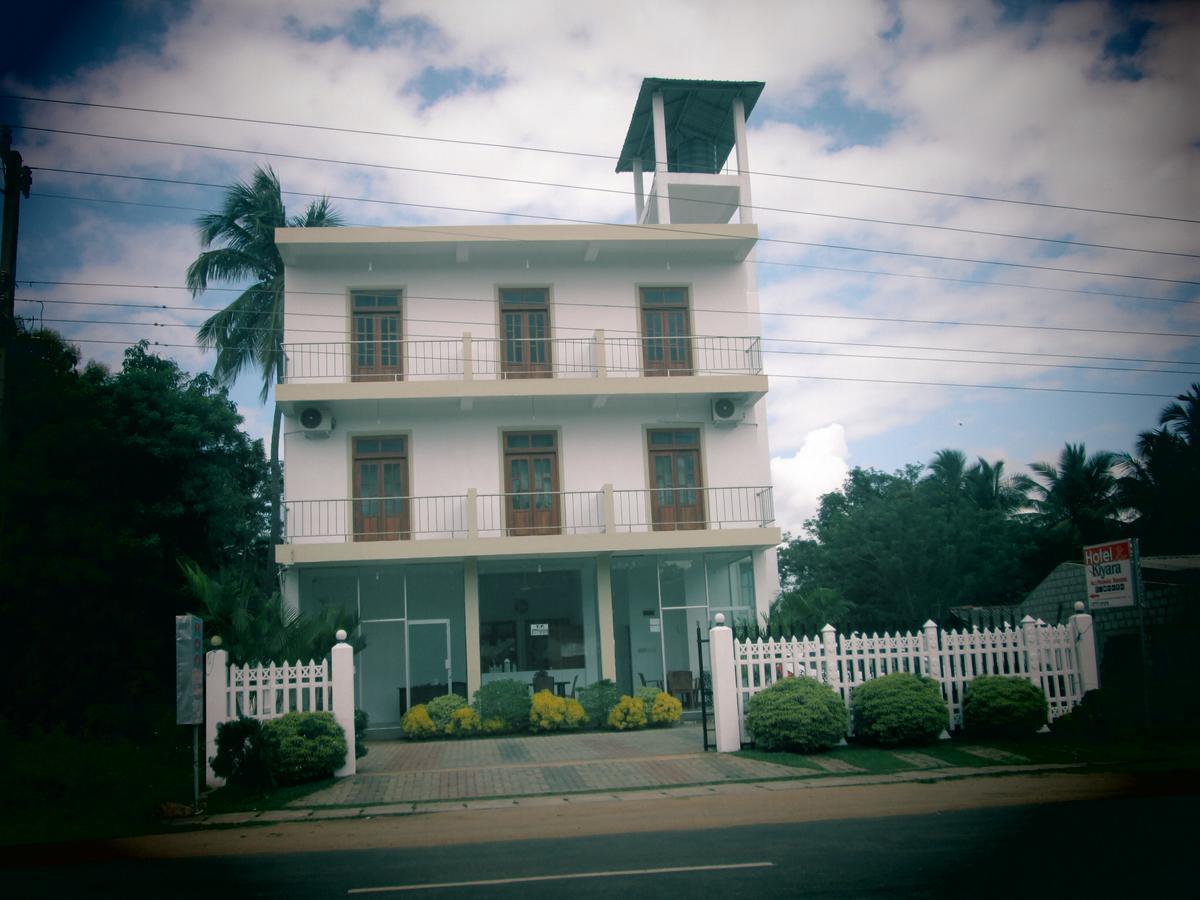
[7, 92, 1199, 224]
[19, 129, 1200, 285]
[30, 173, 1200, 306]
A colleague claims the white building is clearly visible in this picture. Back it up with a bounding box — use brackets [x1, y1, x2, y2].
[275, 78, 781, 731]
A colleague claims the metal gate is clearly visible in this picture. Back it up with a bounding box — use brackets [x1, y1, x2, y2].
[696, 622, 715, 751]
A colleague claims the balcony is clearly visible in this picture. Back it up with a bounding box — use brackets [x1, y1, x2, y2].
[276, 485, 779, 565]
[276, 332, 767, 407]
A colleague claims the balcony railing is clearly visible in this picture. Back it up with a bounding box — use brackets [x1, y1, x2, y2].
[281, 333, 762, 383]
[282, 485, 774, 543]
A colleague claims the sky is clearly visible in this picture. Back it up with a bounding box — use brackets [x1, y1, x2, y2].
[2, 0, 1198, 536]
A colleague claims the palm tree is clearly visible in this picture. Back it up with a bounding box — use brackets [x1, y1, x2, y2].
[187, 165, 343, 550]
[921, 448, 968, 497]
[1023, 443, 1120, 544]
[964, 457, 1028, 514]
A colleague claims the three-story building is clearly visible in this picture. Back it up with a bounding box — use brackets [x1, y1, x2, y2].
[275, 78, 781, 731]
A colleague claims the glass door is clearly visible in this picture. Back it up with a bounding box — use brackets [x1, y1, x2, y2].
[351, 292, 403, 382]
[407, 619, 451, 707]
[504, 432, 560, 536]
[358, 619, 406, 724]
[648, 429, 705, 531]
[353, 436, 410, 541]
[640, 286, 692, 376]
[500, 287, 552, 379]
[660, 606, 708, 710]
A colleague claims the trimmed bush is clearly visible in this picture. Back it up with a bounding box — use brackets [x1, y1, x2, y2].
[401, 704, 437, 739]
[211, 716, 277, 790]
[745, 677, 847, 752]
[530, 690, 567, 731]
[426, 693, 469, 734]
[481, 716, 506, 734]
[263, 712, 346, 786]
[963, 676, 1048, 738]
[354, 708, 369, 758]
[563, 698, 587, 729]
[607, 695, 648, 730]
[634, 685, 661, 706]
[850, 672, 948, 747]
[473, 679, 532, 733]
[648, 691, 683, 726]
[577, 679, 621, 725]
[450, 706, 481, 735]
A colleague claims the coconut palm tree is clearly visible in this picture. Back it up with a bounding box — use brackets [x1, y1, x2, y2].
[921, 448, 969, 497]
[1023, 443, 1121, 544]
[964, 457, 1028, 514]
[187, 165, 342, 550]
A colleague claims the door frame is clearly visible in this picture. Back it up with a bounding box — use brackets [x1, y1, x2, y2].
[406, 618, 452, 706]
[644, 427, 707, 531]
[348, 289, 404, 382]
[500, 429, 562, 536]
[497, 285, 553, 379]
[637, 284, 694, 376]
[349, 433, 412, 541]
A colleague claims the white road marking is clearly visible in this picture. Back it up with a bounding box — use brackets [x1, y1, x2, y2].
[348, 861, 775, 893]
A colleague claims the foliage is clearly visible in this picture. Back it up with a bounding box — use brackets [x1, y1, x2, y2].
[354, 709, 369, 758]
[451, 706, 482, 735]
[528, 690, 585, 731]
[187, 164, 343, 549]
[401, 705, 437, 739]
[577, 679, 621, 725]
[472, 679, 532, 733]
[1021, 443, 1122, 550]
[607, 695, 648, 730]
[1, 331, 271, 736]
[263, 712, 346, 785]
[745, 677, 847, 753]
[425, 694, 469, 733]
[634, 685, 661, 706]
[211, 716, 277, 791]
[481, 717, 507, 734]
[563, 698, 588, 729]
[850, 673, 948, 746]
[963, 676, 1048, 738]
[648, 691, 683, 726]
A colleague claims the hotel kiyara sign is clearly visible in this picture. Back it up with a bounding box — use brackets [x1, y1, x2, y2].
[1083, 539, 1137, 609]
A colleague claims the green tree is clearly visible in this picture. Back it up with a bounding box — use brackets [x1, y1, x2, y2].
[187, 165, 343, 552]
[963, 458, 1028, 514]
[1022, 443, 1121, 546]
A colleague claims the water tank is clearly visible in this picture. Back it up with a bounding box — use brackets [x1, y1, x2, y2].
[674, 137, 718, 174]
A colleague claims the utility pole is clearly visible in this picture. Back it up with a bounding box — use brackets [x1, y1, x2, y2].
[1, 125, 34, 444]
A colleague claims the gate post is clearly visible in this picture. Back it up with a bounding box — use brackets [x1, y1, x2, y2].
[204, 646, 228, 787]
[331, 630, 356, 776]
[1069, 601, 1101, 693]
[709, 614, 741, 752]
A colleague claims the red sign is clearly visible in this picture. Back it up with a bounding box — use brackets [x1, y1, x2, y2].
[1082, 539, 1137, 609]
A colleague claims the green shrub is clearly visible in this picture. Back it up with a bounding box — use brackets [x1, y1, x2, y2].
[354, 708, 369, 758]
[530, 690, 567, 731]
[401, 705, 436, 739]
[634, 685, 661, 706]
[473, 680, 532, 733]
[262, 712, 346, 786]
[607, 695, 648, 730]
[850, 673, 948, 747]
[450, 706, 481, 735]
[211, 716, 277, 790]
[425, 693, 469, 734]
[578, 679, 621, 725]
[963, 676, 1048, 738]
[563, 698, 587, 729]
[648, 691, 683, 726]
[745, 677, 847, 752]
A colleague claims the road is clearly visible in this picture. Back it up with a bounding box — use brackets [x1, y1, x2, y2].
[6, 772, 1195, 898]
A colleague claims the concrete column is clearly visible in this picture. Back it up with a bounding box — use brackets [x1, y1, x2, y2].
[204, 647, 228, 786]
[651, 91, 670, 224]
[710, 615, 740, 752]
[1020, 615, 1043, 692]
[594, 329, 607, 379]
[922, 619, 942, 682]
[731, 95, 753, 224]
[331, 631, 356, 776]
[465, 558, 481, 698]
[821, 623, 840, 694]
[632, 159, 645, 221]
[466, 487, 478, 539]
[602, 483, 615, 535]
[1069, 602, 1100, 693]
[462, 332, 473, 380]
[281, 566, 300, 620]
[597, 555, 616, 681]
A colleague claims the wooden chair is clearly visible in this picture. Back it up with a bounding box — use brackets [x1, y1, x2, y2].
[532, 673, 554, 694]
[666, 670, 696, 708]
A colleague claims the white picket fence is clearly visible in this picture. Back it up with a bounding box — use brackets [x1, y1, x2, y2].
[719, 613, 1100, 746]
[204, 633, 356, 785]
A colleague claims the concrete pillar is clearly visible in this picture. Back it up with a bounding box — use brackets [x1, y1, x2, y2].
[597, 555, 616, 681]
[1020, 614, 1043, 691]
[651, 90, 670, 225]
[632, 159, 645, 221]
[710, 614, 741, 752]
[820, 623, 840, 694]
[331, 631, 356, 776]
[731, 95, 753, 224]
[466, 487, 478, 539]
[602, 483, 615, 535]
[465, 558, 481, 699]
[1069, 602, 1100, 693]
[204, 647, 229, 786]
[595, 329, 607, 379]
[281, 566, 300, 620]
[462, 332, 473, 380]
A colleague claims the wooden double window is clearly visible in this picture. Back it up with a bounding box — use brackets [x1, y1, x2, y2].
[503, 431, 560, 536]
[500, 287, 552, 379]
[640, 286, 692, 376]
[351, 292, 402, 382]
[353, 436, 409, 541]
[648, 429, 705, 530]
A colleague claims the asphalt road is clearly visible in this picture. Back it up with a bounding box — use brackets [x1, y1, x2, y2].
[7, 791, 1193, 898]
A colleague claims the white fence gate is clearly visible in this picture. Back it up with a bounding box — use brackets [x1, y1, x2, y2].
[709, 610, 1100, 750]
[204, 632, 356, 785]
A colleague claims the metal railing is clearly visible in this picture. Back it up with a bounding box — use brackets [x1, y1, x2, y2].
[281, 334, 763, 383]
[282, 485, 774, 542]
[612, 486, 774, 532]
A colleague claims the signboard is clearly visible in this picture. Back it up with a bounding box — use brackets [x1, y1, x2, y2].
[649, 617, 661, 633]
[175, 615, 204, 724]
[529, 623, 549, 636]
[1083, 539, 1138, 609]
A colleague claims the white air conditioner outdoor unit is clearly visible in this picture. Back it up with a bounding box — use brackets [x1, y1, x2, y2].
[298, 406, 335, 439]
[711, 397, 744, 428]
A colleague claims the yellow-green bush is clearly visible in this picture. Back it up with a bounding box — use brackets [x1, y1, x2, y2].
[481, 716, 506, 734]
[563, 698, 588, 729]
[401, 704, 436, 739]
[451, 706, 481, 735]
[607, 695, 648, 730]
[530, 690, 566, 731]
[649, 691, 683, 726]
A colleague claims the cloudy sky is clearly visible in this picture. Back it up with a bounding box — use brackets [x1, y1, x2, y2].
[3, 0, 1197, 535]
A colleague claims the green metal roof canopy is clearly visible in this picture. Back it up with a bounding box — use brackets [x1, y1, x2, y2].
[615, 77, 764, 174]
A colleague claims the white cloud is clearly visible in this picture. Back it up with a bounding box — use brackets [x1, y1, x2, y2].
[770, 424, 851, 536]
